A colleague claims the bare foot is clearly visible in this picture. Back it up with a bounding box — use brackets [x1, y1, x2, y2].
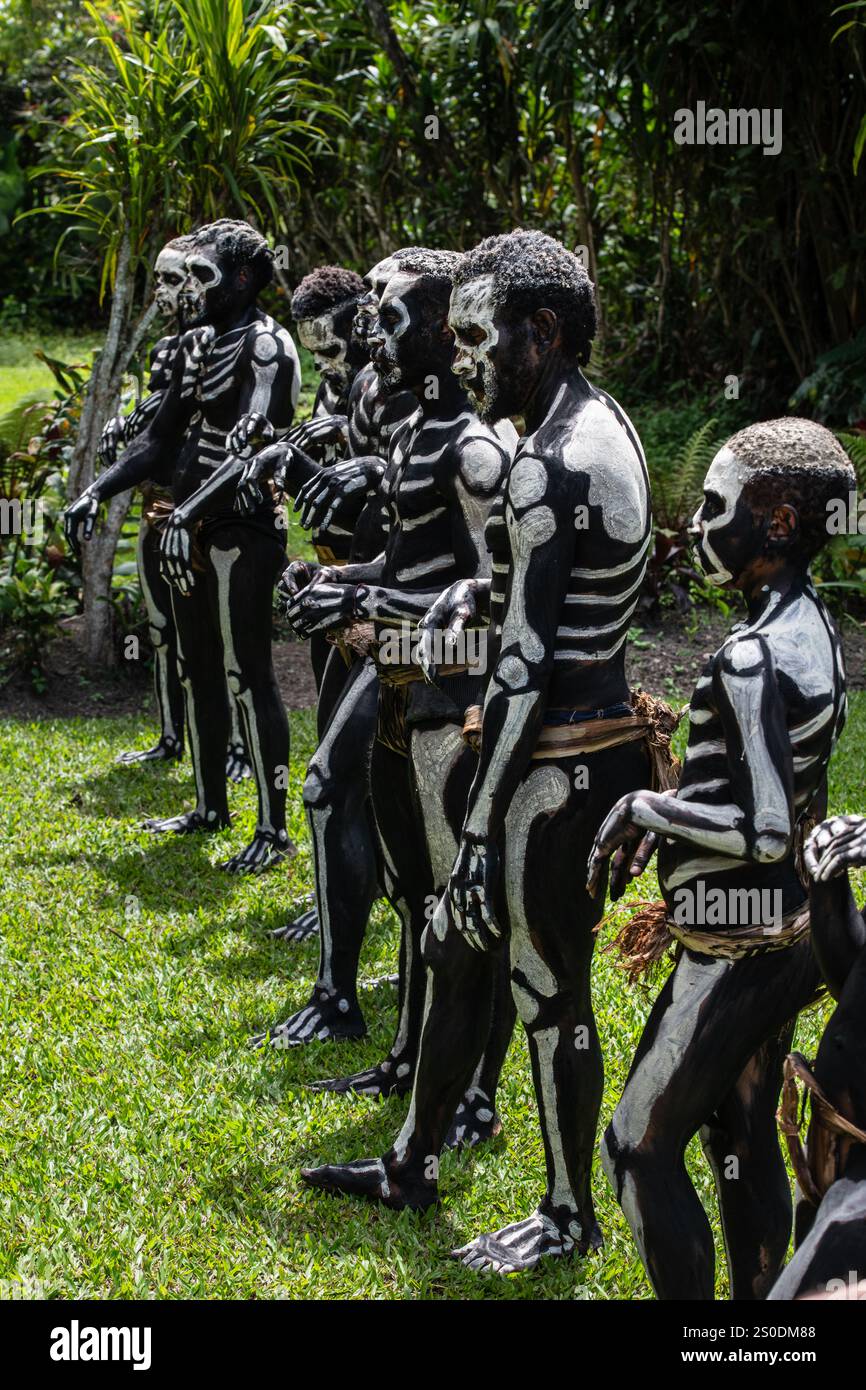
[444, 1086, 502, 1151]
[143, 808, 228, 834]
[307, 1053, 414, 1099]
[250, 987, 366, 1049]
[270, 904, 319, 942]
[221, 829, 295, 874]
[301, 1156, 437, 1211]
[118, 737, 182, 765]
[452, 1203, 601, 1274]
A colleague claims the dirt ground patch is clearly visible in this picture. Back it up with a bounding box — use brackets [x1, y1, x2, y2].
[0, 618, 318, 721]
[627, 608, 866, 700]
[2, 606, 863, 723]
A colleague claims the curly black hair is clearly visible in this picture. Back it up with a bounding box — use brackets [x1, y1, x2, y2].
[454, 230, 597, 364]
[386, 247, 461, 322]
[190, 219, 274, 294]
[732, 418, 856, 562]
[291, 265, 366, 322]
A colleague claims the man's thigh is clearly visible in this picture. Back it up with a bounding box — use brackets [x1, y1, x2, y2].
[615, 938, 821, 1152]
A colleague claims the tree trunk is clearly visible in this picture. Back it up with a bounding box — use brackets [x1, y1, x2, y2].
[80, 492, 131, 667]
[66, 231, 154, 668]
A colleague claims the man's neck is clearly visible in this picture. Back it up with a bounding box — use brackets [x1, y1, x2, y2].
[521, 356, 588, 433]
[209, 302, 257, 338]
[741, 561, 807, 619]
[411, 367, 469, 422]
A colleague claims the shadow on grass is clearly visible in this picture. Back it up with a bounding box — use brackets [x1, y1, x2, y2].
[63, 762, 204, 823]
[87, 840, 242, 912]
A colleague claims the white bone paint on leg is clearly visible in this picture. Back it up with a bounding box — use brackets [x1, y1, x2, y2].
[212, 545, 273, 834]
[505, 764, 573, 1208]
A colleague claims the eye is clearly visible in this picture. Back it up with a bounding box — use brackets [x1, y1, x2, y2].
[456, 326, 484, 346]
[701, 490, 725, 521]
[161, 272, 182, 286]
[189, 260, 217, 285]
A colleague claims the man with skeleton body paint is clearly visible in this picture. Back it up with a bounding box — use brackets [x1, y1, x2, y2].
[96, 237, 251, 781]
[65, 219, 300, 874]
[96, 237, 191, 767]
[767, 813, 866, 1299]
[301, 232, 656, 1271]
[587, 418, 852, 1299]
[277, 248, 518, 1134]
[235, 256, 420, 993]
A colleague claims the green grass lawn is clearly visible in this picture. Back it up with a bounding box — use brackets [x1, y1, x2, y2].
[0, 332, 104, 434]
[1, 697, 864, 1301]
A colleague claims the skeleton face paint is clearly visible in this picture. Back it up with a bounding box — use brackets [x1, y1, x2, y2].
[179, 244, 226, 327]
[449, 275, 500, 416]
[690, 447, 761, 587]
[448, 274, 531, 424]
[298, 310, 352, 389]
[153, 243, 188, 320]
[367, 271, 423, 391]
[366, 256, 401, 303]
[354, 256, 401, 343]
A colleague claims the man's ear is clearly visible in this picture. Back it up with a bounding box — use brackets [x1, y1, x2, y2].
[767, 503, 799, 548]
[531, 307, 558, 352]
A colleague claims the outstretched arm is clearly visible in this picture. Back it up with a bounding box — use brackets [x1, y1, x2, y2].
[587, 634, 796, 896]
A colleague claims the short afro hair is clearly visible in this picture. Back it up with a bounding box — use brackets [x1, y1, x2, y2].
[387, 247, 461, 319]
[291, 265, 366, 322]
[730, 418, 856, 562]
[160, 233, 194, 254]
[190, 219, 273, 294]
[454, 230, 597, 364]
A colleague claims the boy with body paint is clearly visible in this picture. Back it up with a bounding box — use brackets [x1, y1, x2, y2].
[588, 417, 853, 1299]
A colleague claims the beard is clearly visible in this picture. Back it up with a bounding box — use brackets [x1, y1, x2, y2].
[472, 354, 527, 423]
[372, 350, 403, 391]
[180, 282, 233, 328]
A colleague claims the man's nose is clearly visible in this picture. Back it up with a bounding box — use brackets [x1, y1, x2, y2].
[451, 348, 473, 377]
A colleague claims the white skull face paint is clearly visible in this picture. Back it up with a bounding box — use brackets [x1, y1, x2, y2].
[298, 311, 350, 388]
[448, 274, 499, 411]
[366, 256, 401, 302]
[367, 271, 414, 389]
[153, 243, 188, 319]
[179, 248, 223, 325]
[690, 446, 751, 586]
[355, 255, 401, 341]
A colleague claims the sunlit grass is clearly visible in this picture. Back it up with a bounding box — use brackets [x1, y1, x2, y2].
[1, 695, 863, 1299]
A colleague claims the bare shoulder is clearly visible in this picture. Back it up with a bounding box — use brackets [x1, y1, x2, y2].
[246, 314, 298, 365]
[455, 419, 513, 495]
